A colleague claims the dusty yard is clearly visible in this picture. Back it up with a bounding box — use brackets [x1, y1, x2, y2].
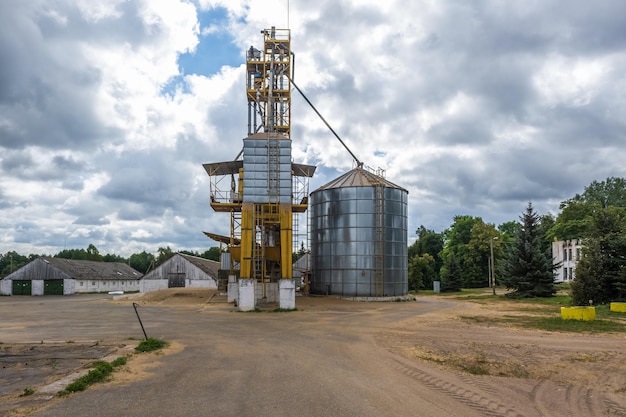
[1, 289, 626, 416]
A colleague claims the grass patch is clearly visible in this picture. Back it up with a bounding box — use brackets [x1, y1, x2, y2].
[534, 317, 625, 333]
[460, 312, 626, 333]
[111, 356, 127, 367]
[59, 361, 114, 395]
[57, 354, 136, 396]
[272, 308, 298, 312]
[441, 289, 626, 334]
[135, 338, 168, 353]
[21, 387, 35, 396]
[459, 306, 626, 333]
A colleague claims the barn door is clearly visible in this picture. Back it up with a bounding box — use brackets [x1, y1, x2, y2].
[168, 273, 185, 288]
[44, 279, 64, 295]
[12, 280, 32, 295]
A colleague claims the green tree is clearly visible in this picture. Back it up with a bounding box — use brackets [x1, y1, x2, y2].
[180, 247, 222, 262]
[498, 221, 521, 241]
[201, 247, 222, 262]
[441, 216, 502, 289]
[441, 215, 483, 288]
[0, 251, 30, 277]
[86, 244, 103, 261]
[571, 206, 626, 305]
[102, 253, 127, 263]
[156, 246, 174, 266]
[55, 244, 103, 262]
[464, 221, 501, 288]
[501, 202, 556, 298]
[408, 226, 444, 288]
[56, 248, 88, 260]
[549, 177, 626, 240]
[408, 253, 435, 291]
[440, 252, 462, 292]
[293, 242, 308, 262]
[130, 251, 155, 273]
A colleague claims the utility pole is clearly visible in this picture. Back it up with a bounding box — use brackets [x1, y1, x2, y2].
[490, 237, 498, 295]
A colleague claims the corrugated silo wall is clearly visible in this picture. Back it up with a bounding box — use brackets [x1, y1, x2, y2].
[310, 185, 408, 297]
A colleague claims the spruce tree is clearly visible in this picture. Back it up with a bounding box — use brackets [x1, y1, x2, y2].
[441, 252, 462, 292]
[571, 206, 626, 304]
[501, 202, 556, 298]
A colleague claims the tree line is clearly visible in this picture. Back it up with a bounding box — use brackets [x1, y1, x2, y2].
[3, 177, 625, 305]
[0, 245, 222, 277]
[409, 177, 626, 305]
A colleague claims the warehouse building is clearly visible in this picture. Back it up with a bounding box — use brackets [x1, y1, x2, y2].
[140, 253, 219, 293]
[0, 257, 141, 295]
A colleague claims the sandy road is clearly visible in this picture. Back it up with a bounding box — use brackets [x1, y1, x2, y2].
[1, 292, 626, 416]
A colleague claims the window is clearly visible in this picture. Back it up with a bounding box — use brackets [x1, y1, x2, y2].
[576, 248, 581, 260]
[92, 282, 96, 286]
[569, 249, 572, 262]
[80, 281, 84, 286]
[564, 268, 568, 280]
[570, 268, 574, 280]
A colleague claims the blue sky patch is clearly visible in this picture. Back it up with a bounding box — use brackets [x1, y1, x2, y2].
[178, 7, 241, 77]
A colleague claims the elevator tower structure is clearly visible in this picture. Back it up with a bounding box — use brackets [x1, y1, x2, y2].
[203, 27, 315, 310]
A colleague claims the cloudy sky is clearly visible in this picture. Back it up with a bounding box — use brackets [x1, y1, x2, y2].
[1, 0, 625, 257]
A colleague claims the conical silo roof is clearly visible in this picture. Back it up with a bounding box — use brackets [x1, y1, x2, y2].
[313, 167, 408, 192]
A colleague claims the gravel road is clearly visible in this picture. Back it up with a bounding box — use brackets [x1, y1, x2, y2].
[1, 291, 625, 417]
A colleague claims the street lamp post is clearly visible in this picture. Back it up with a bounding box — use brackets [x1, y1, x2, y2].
[490, 237, 498, 295]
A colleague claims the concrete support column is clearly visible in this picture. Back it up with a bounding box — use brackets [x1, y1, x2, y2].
[279, 279, 295, 310]
[238, 279, 256, 311]
[32, 280, 44, 296]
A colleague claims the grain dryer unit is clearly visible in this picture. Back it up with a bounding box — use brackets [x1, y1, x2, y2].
[203, 27, 315, 310]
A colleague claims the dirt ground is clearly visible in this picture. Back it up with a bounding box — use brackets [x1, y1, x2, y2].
[2, 289, 626, 416]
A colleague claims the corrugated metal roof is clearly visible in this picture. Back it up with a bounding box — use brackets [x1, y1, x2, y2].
[40, 258, 142, 280]
[203, 161, 315, 178]
[313, 167, 407, 192]
[178, 253, 220, 278]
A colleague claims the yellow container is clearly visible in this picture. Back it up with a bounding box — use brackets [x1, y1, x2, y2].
[560, 306, 596, 321]
[610, 302, 626, 313]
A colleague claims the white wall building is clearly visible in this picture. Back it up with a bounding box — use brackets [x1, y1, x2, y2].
[552, 239, 582, 283]
[140, 253, 219, 293]
[1, 258, 141, 295]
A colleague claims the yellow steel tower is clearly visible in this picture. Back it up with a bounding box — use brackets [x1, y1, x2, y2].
[203, 27, 315, 309]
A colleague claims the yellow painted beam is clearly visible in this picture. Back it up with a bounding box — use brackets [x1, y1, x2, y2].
[240, 203, 254, 279]
[280, 204, 292, 279]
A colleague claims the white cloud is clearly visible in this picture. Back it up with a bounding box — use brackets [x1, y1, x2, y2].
[533, 55, 610, 108]
[1, 0, 626, 257]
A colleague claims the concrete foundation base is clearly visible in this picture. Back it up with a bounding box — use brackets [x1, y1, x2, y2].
[279, 279, 295, 310]
[238, 279, 256, 311]
[227, 275, 238, 303]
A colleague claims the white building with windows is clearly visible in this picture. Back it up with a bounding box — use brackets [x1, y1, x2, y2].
[552, 239, 582, 283]
[1, 258, 141, 295]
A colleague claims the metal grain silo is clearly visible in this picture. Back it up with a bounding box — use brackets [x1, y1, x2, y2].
[310, 167, 408, 297]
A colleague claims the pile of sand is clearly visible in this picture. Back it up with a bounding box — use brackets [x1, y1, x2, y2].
[130, 288, 221, 304]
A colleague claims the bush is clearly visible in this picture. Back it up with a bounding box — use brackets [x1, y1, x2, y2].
[135, 338, 168, 353]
